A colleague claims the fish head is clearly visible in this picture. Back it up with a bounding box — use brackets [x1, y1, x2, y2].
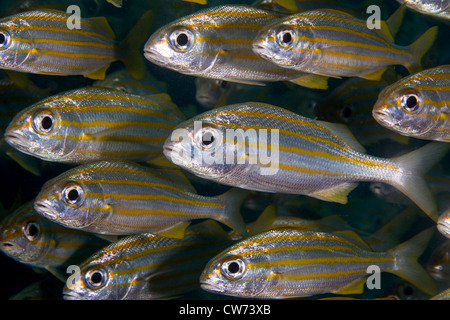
[372, 83, 439, 138]
[200, 242, 272, 298]
[34, 166, 110, 230]
[195, 78, 229, 109]
[144, 14, 219, 75]
[5, 97, 82, 162]
[63, 250, 131, 300]
[163, 118, 238, 181]
[0, 202, 51, 264]
[0, 16, 33, 69]
[253, 16, 314, 69]
[438, 209, 450, 239]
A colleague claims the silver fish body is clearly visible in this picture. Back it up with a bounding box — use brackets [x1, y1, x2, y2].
[33, 160, 248, 237]
[163, 102, 449, 221]
[200, 228, 437, 298]
[143, 5, 325, 88]
[63, 223, 234, 300]
[5, 86, 185, 163]
[373, 65, 450, 142]
[252, 8, 437, 80]
[438, 209, 450, 239]
[0, 9, 152, 80]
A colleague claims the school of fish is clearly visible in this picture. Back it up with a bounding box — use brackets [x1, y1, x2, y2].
[0, 0, 449, 301]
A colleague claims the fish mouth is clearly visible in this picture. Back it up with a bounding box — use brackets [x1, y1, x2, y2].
[62, 290, 85, 300]
[143, 47, 168, 67]
[4, 131, 28, 151]
[1, 241, 24, 256]
[34, 200, 58, 221]
[200, 282, 224, 294]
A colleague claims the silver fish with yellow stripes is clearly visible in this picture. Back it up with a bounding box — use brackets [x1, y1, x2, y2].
[200, 227, 437, 298]
[0, 9, 153, 80]
[0, 201, 109, 281]
[4, 87, 185, 163]
[396, 0, 450, 21]
[63, 221, 233, 300]
[33, 160, 248, 238]
[252, 8, 438, 81]
[163, 102, 449, 222]
[373, 65, 450, 143]
[144, 5, 329, 89]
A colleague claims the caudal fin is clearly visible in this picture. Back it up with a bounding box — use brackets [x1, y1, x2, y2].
[388, 227, 437, 295]
[406, 26, 438, 74]
[217, 188, 250, 237]
[121, 10, 154, 80]
[390, 142, 450, 222]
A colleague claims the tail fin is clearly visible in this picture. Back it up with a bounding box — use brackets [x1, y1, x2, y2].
[389, 142, 449, 222]
[406, 26, 438, 74]
[388, 227, 437, 295]
[217, 188, 250, 238]
[120, 10, 154, 80]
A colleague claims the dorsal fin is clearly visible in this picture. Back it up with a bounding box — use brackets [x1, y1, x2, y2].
[88, 16, 116, 40]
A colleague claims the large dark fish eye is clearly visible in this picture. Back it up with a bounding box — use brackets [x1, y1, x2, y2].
[23, 221, 40, 241]
[85, 268, 108, 289]
[221, 257, 246, 280]
[62, 183, 84, 206]
[276, 29, 295, 48]
[400, 91, 421, 112]
[169, 28, 195, 52]
[32, 110, 55, 134]
[195, 126, 221, 151]
[0, 30, 11, 49]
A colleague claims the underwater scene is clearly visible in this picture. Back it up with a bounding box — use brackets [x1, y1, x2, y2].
[0, 0, 449, 302]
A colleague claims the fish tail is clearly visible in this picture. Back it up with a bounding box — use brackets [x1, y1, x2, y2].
[217, 188, 250, 237]
[406, 26, 438, 74]
[120, 10, 154, 80]
[387, 227, 437, 295]
[390, 142, 450, 222]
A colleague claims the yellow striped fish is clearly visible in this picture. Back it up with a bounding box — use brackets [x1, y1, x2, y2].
[63, 221, 234, 300]
[4, 87, 185, 163]
[144, 5, 329, 89]
[373, 65, 450, 142]
[200, 227, 437, 298]
[0, 9, 153, 80]
[430, 288, 450, 300]
[252, 8, 438, 81]
[33, 160, 248, 238]
[0, 201, 109, 281]
[163, 102, 449, 222]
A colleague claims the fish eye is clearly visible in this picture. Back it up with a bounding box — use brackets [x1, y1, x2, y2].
[62, 183, 84, 206]
[23, 221, 40, 241]
[0, 30, 11, 49]
[276, 29, 295, 47]
[169, 28, 195, 52]
[220, 80, 230, 89]
[194, 126, 221, 150]
[221, 258, 246, 280]
[85, 268, 108, 289]
[340, 106, 353, 121]
[400, 92, 421, 113]
[32, 110, 55, 134]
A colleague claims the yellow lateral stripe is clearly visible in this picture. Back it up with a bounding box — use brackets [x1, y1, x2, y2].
[13, 37, 114, 50]
[59, 119, 175, 130]
[249, 255, 393, 269]
[84, 191, 223, 208]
